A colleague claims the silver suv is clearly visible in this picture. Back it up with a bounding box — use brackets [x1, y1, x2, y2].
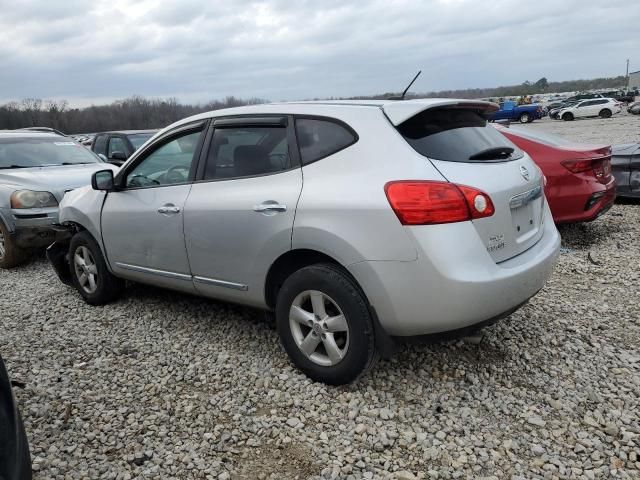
[48, 100, 560, 384]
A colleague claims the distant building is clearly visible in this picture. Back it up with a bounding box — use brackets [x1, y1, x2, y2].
[630, 70, 640, 90]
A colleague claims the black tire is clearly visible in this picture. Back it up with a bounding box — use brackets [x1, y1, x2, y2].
[16, 412, 32, 480]
[518, 113, 530, 124]
[562, 112, 574, 121]
[275, 263, 377, 385]
[599, 109, 612, 118]
[68, 231, 124, 305]
[0, 221, 29, 269]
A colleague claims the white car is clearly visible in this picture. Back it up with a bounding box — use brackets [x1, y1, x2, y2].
[558, 98, 622, 121]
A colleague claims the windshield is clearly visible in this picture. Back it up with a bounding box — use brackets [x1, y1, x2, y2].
[128, 133, 154, 149]
[0, 137, 101, 168]
[398, 107, 523, 162]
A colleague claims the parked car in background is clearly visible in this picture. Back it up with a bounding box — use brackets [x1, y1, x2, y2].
[0, 354, 32, 480]
[0, 131, 118, 268]
[611, 143, 640, 198]
[557, 98, 621, 121]
[549, 100, 579, 119]
[92, 130, 158, 165]
[627, 101, 640, 115]
[488, 101, 544, 123]
[495, 125, 615, 224]
[49, 99, 560, 385]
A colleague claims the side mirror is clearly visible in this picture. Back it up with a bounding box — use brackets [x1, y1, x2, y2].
[92, 169, 115, 191]
[110, 151, 128, 161]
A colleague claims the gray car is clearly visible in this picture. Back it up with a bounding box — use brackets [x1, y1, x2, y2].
[49, 100, 560, 384]
[611, 143, 640, 198]
[0, 131, 118, 268]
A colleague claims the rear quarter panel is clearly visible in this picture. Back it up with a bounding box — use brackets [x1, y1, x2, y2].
[293, 108, 447, 264]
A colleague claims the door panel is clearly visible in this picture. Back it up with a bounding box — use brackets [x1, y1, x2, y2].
[102, 185, 195, 292]
[184, 169, 302, 306]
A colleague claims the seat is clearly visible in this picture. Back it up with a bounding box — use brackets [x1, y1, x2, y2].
[233, 145, 271, 177]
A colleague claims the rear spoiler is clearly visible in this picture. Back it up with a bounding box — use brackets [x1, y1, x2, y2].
[382, 99, 499, 126]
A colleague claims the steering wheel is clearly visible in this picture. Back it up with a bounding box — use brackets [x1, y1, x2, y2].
[165, 165, 190, 184]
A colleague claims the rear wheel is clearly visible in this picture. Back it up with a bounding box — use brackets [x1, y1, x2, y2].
[562, 112, 574, 121]
[69, 231, 124, 305]
[0, 222, 29, 269]
[599, 109, 612, 118]
[518, 113, 530, 123]
[275, 264, 377, 385]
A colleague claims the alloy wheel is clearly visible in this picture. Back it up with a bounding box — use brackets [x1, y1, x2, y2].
[73, 246, 98, 294]
[289, 290, 350, 367]
[0, 230, 5, 260]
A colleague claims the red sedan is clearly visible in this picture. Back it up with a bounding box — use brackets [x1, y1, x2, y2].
[495, 125, 616, 224]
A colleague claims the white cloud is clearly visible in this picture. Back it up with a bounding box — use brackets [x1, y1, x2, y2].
[0, 0, 637, 106]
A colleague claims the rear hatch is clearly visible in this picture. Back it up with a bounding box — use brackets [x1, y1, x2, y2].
[390, 101, 545, 263]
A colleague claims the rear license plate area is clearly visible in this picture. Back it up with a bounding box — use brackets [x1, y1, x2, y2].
[510, 185, 543, 241]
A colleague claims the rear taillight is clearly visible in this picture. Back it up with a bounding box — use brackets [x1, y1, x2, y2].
[561, 157, 612, 184]
[384, 181, 495, 225]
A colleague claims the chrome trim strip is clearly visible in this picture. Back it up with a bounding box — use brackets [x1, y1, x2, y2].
[114, 262, 192, 281]
[510, 185, 543, 209]
[193, 276, 248, 291]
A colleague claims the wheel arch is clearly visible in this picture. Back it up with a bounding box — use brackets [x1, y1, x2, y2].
[264, 249, 350, 310]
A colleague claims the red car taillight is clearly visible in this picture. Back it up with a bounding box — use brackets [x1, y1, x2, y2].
[561, 157, 612, 184]
[384, 181, 495, 225]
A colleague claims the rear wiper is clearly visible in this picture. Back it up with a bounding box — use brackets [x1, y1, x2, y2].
[469, 147, 514, 161]
[0, 165, 30, 169]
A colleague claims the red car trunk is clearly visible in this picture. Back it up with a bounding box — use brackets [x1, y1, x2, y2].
[495, 126, 616, 224]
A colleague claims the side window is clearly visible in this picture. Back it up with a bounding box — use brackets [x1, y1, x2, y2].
[125, 129, 203, 188]
[93, 135, 107, 155]
[295, 118, 357, 165]
[578, 101, 591, 108]
[203, 126, 290, 180]
[108, 137, 127, 157]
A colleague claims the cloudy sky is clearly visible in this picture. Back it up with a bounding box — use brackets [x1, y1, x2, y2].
[0, 0, 637, 107]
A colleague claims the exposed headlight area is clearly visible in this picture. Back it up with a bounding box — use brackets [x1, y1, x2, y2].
[10, 190, 59, 209]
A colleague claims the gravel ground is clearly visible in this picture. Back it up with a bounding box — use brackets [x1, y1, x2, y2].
[519, 110, 640, 145]
[2, 117, 640, 479]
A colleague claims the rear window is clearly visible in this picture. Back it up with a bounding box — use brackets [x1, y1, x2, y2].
[398, 108, 523, 162]
[128, 133, 154, 149]
[295, 118, 357, 165]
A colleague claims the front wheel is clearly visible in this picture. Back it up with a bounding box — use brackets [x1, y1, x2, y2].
[69, 231, 124, 305]
[0, 222, 29, 269]
[275, 264, 377, 385]
[599, 109, 612, 118]
[562, 112, 574, 121]
[518, 113, 530, 123]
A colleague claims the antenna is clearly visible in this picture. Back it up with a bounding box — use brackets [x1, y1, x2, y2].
[388, 70, 422, 100]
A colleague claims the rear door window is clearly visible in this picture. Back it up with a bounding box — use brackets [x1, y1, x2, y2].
[203, 126, 291, 180]
[295, 118, 357, 165]
[398, 108, 523, 162]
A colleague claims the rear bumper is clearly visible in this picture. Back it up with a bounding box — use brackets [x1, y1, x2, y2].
[348, 207, 560, 336]
[551, 178, 616, 224]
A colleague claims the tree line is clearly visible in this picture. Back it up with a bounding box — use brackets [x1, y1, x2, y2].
[0, 96, 265, 134]
[0, 75, 630, 134]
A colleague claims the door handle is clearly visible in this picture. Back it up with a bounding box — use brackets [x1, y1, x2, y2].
[157, 205, 181, 215]
[253, 203, 287, 213]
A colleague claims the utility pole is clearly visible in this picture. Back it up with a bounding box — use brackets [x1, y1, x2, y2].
[626, 59, 630, 91]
